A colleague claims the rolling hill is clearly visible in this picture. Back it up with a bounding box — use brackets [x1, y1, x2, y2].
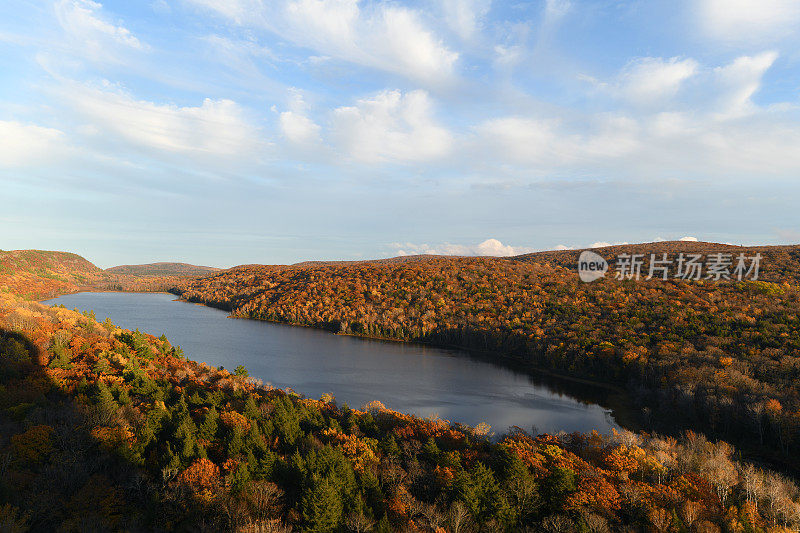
[0, 250, 224, 299]
[0, 249, 101, 299]
[105, 262, 223, 277]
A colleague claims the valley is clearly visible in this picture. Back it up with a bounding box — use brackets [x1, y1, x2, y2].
[2, 245, 800, 531]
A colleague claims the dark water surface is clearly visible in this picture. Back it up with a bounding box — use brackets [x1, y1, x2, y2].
[43, 292, 618, 435]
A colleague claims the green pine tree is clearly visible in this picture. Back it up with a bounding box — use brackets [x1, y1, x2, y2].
[301, 476, 343, 532]
[199, 407, 219, 441]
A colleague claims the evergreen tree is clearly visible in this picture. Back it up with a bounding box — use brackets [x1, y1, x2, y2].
[93, 357, 110, 374]
[272, 397, 301, 448]
[174, 418, 198, 464]
[244, 394, 260, 420]
[453, 462, 511, 526]
[499, 450, 539, 525]
[301, 476, 343, 532]
[94, 381, 117, 418]
[422, 437, 441, 464]
[198, 407, 219, 441]
[542, 466, 576, 513]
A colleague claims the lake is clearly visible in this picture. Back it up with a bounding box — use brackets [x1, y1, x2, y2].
[43, 292, 618, 436]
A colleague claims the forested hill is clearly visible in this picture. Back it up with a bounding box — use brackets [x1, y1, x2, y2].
[105, 262, 223, 277]
[512, 241, 800, 283]
[0, 249, 221, 299]
[3, 255, 800, 531]
[176, 247, 800, 474]
[0, 249, 100, 274]
[0, 249, 101, 299]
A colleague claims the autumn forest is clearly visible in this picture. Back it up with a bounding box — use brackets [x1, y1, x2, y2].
[3, 245, 800, 532]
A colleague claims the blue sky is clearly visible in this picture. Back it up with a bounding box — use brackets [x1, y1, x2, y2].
[2, 0, 800, 268]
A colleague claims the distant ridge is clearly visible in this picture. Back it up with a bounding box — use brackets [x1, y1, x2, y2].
[511, 240, 800, 283]
[222, 241, 800, 274]
[290, 254, 453, 267]
[105, 262, 223, 277]
[219, 254, 462, 273]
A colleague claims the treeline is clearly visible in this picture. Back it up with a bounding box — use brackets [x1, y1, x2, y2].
[176, 255, 800, 473]
[2, 293, 800, 531]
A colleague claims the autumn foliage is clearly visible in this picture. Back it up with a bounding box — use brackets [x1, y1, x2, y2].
[4, 243, 800, 530]
[175, 245, 800, 474]
[0, 248, 209, 300]
[0, 290, 799, 531]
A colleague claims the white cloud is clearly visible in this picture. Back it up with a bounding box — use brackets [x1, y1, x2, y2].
[280, 112, 321, 144]
[64, 83, 260, 156]
[581, 114, 640, 158]
[186, 0, 264, 24]
[203, 34, 275, 68]
[618, 57, 698, 105]
[543, 0, 572, 29]
[278, 89, 321, 145]
[151, 0, 171, 14]
[187, 0, 458, 84]
[713, 51, 778, 118]
[587, 52, 775, 117]
[545, 0, 571, 19]
[494, 44, 524, 69]
[475, 52, 800, 179]
[679, 236, 698, 241]
[475, 114, 640, 168]
[476, 106, 800, 180]
[0, 121, 66, 167]
[393, 238, 535, 257]
[440, 0, 491, 40]
[476, 117, 564, 165]
[534, 0, 571, 49]
[55, 0, 146, 61]
[378, 7, 459, 83]
[284, 0, 359, 52]
[700, 0, 800, 42]
[331, 89, 452, 163]
[590, 241, 629, 248]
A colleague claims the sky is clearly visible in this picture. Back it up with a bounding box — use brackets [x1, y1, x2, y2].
[2, 0, 800, 268]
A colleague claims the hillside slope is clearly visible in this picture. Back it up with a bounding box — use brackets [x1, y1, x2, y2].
[0, 250, 222, 300]
[0, 249, 101, 299]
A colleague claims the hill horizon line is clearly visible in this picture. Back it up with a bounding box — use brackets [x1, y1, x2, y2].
[4, 239, 798, 272]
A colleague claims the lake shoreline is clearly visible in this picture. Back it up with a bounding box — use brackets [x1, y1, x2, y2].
[263, 316, 641, 430]
[172, 292, 640, 432]
[43, 290, 622, 436]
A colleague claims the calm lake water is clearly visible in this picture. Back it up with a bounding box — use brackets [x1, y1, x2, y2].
[43, 292, 618, 435]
